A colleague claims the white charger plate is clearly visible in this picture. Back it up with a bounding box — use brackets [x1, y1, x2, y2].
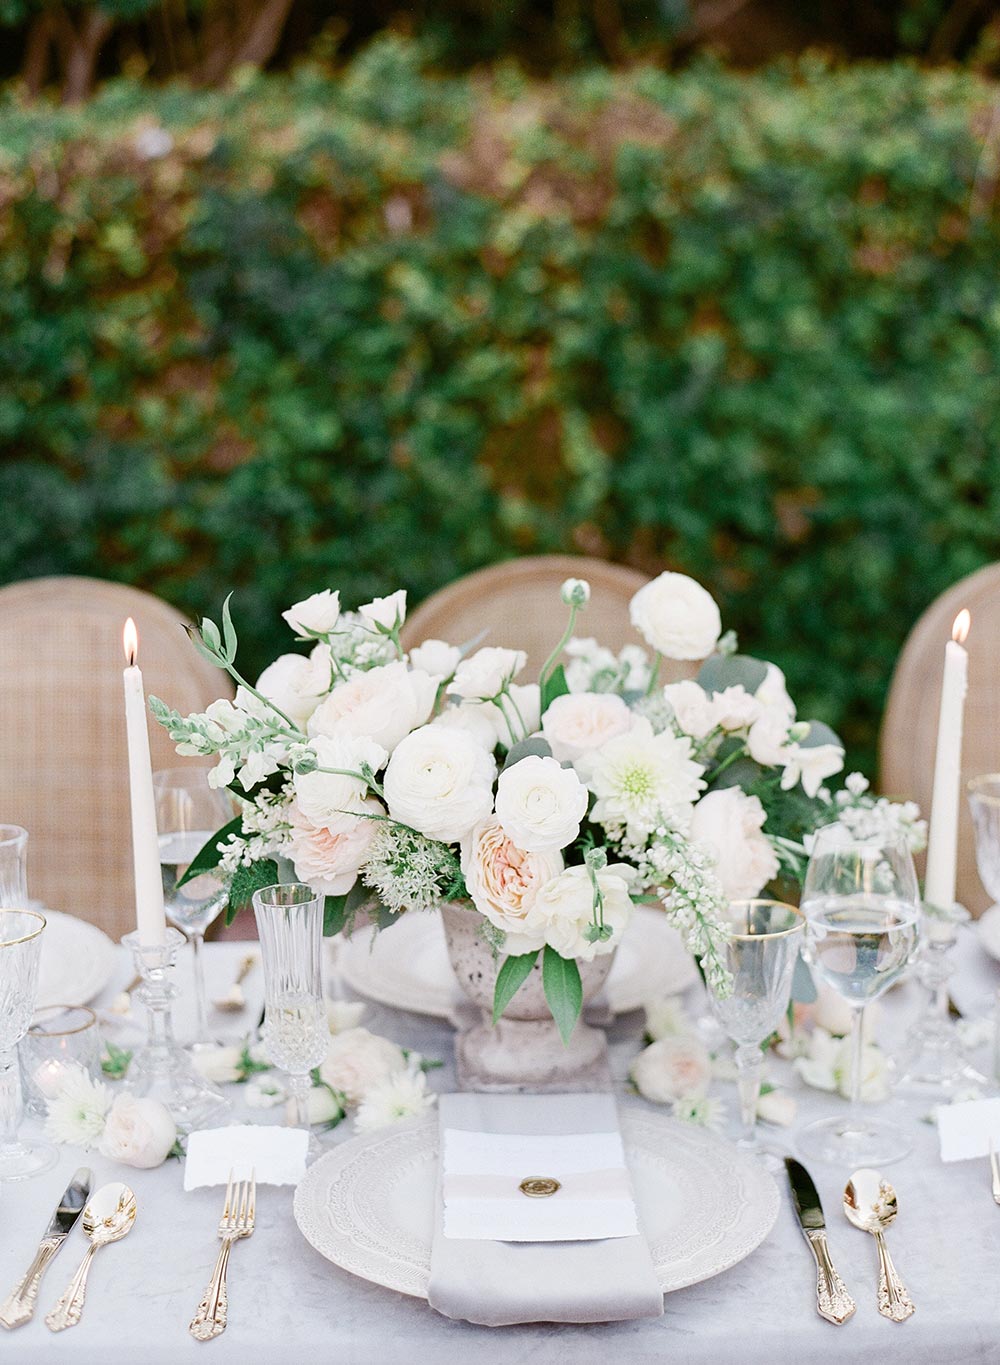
[337, 906, 697, 1020]
[35, 909, 116, 1010]
[293, 1107, 779, 1301]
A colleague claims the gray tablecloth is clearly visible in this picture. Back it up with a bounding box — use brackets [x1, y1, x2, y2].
[3, 933, 1000, 1364]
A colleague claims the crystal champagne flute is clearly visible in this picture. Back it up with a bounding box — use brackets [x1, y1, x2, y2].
[797, 826, 920, 1166]
[0, 825, 28, 907]
[0, 909, 57, 1179]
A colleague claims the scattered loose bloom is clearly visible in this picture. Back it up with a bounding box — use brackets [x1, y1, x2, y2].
[319, 1028, 407, 1105]
[630, 1035, 712, 1104]
[99, 1095, 176, 1168]
[44, 1068, 112, 1147]
[354, 1069, 437, 1132]
[671, 1095, 727, 1131]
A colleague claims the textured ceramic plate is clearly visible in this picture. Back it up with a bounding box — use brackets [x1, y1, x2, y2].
[336, 905, 697, 1020]
[293, 1108, 779, 1301]
[36, 909, 116, 1010]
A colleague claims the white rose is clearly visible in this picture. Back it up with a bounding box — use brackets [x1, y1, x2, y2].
[286, 798, 380, 896]
[293, 733, 388, 831]
[98, 1094, 176, 1169]
[629, 1035, 712, 1104]
[662, 680, 718, 740]
[494, 754, 589, 853]
[432, 701, 501, 750]
[282, 589, 341, 637]
[307, 660, 437, 753]
[451, 646, 526, 700]
[541, 692, 633, 761]
[757, 1088, 797, 1127]
[191, 1044, 243, 1085]
[629, 572, 721, 661]
[813, 985, 880, 1040]
[689, 788, 779, 900]
[835, 1036, 890, 1103]
[461, 817, 563, 948]
[710, 685, 761, 733]
[409, 638, 461, 678]
[319, 1027, 406, 1104]
[359, 590, 407, 632]
[746, 707, 794, 766]
[780, 741, 845, 799]
[520, 863, 633, 961]
[288, 1086, 341, 1126]
[383, 724, 496, 842]
[251, 649, 330, 728]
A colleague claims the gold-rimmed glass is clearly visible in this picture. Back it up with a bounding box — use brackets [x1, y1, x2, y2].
[706, 898, 804, 1157]
[0, 909, 58, 1179]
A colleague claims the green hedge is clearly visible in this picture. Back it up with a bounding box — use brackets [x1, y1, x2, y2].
[3, 41, 1000, 770]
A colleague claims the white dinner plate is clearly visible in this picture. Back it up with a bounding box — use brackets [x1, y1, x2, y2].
[293, 1107, 779, 1301]
[337, 905, 697, 1020]
[35, 909, 116, 1010]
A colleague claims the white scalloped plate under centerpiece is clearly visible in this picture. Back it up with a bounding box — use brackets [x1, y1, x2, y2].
[293, 1107, 779, 1302]
[35, 909, 116, 1011]
[336, 905, 697, 1020]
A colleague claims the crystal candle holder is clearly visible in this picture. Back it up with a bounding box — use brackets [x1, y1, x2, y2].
[20, 1005, 102, 1119]
[121, 929, 228, 1133]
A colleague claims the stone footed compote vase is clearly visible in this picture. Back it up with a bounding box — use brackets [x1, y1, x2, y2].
[440, 901, 614, 1092]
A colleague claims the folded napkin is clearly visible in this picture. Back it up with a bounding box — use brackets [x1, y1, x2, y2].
[427, 1093, 664, 1326]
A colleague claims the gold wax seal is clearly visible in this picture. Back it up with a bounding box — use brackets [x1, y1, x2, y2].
[518, 1177, 561, 1198]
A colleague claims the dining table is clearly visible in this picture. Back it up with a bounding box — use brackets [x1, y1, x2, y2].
[4, 930, 1000, 1365]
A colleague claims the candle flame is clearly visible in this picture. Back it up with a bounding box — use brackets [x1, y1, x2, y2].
[952, 608, 971, 645]
[123, 617, 138, 666]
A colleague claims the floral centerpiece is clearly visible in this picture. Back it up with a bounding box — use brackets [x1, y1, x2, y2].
[151, 569, 891, 1076]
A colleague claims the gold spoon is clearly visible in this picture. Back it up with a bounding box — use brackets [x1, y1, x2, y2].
[213, 953, 257, 1013]
[45, 1183, 137, 1332]
[843, 1169, 914, 1322]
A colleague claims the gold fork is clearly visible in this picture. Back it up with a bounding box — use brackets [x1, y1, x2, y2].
[188, 1170, 256, 1341]
[989, 1139, 1000, 1207]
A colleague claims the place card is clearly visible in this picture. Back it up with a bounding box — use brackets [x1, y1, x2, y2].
[937, 1098, 1000, 1162]
[184, 1124, 309, 1189]
[441, 1128, 640, 1242]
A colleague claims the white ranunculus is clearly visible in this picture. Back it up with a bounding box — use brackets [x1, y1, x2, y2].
[662, 680, 718, 740]
[98, 1094, 176, 1169]
[461, 817, 563, 948]
[451, 646, 526, 701]
[690, 788, 779, 901]
[252, 649, 330, 728]
[359, 590, 407, 633]
[409, 638, 461, 678]
[293, 733, 388, 832]
[286, 798, 381, 896]
[541, 692, 633, 762]
[746, 707, 794, 767]
[191, 1044, 244, 1085]
[494, 754, 589, 853]
[383, 724, 496, 842]
[307, 660, 437, 753]
[755, 662, 796, 717]
[355, 1069, 437, 1132]
[577, 716, 705, 840]
[518, 863, 634, 961]
[780, 741, 845, 799]
[629, 1035, 712, 1104]
[629, 572, 722, 661]
[319, 1028, 406, 1105]
[282, 589, 341, 637]
[244, 1077, 286, 1109]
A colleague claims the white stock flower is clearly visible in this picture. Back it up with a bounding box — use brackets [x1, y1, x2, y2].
[494, 755, 589, 853]
[451, 647, 526, 701]
[541, 692, 633, 762]
[461, 817, 563, 947]
[629, 572, 721, 661]
[746, 707, 794, 767]
[354, 1069, 436, 1132]
[409, 638, 461, 678]
[690, 788, 779, 901]
[629, 1035, 712, 1103]
[191, 1044, 244, 1085]
[517, 863, 634, 961]
[383, 725, 496, 842]
[327, 999, 367, 1033]
[253, 648, 331, 727]
[98, 1095, 176, 1169]
[577, 716, 705, 839]
[643, 995, 692, 1042]
[359, 590, 407, 633]
[319, 1028, 406, 1105]
[307, 660, 437, 753]
[780, 741, 845, 799]
[44, 1068, 113, 1147]
[293, 733, 388, 831]
[282, 589, 341, 637]
[286, 798, 380, 896]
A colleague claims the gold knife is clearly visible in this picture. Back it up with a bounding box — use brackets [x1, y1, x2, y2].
[785, 1157, 856, 1325]
[0, 1167, 92, 1329]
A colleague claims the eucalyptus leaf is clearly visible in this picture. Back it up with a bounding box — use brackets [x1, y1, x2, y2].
[709, 756, 768, 791]
[697, 654, 768, 697]
[502, 736, 553, 770]
[791, 951, 818, 1004]
[800, 719, 843, 750]
[541, 946, 583, 1045]
[176, 816, 242, 888]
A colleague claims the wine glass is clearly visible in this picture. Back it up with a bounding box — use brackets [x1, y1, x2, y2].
[969, 775, 1000, 910]
[797, 825, 920, 1166]
[154, 768, 233, 1047]
[252, 883, 328, 1160]
[706, 899, 804, 1160]
[0, 825, 28, 907]
[0, 910, 58, 1179]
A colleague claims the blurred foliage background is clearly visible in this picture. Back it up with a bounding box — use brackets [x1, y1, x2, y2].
[3, 8, 1000, 773]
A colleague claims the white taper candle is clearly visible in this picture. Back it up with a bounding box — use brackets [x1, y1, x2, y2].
[122, 617, 167, 946]
[923, 608, 971, 920]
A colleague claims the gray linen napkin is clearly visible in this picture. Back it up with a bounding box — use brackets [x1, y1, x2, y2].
[427, 1092, 664, 1325]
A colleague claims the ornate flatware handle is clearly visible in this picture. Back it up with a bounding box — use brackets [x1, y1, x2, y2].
[45, 1244, 98, 1333]
[874, 1231, 915, 1322]
[189, 1240, 233, 1341]
[0, 1238, 62, 1330]
[804, 1230, 856, 1325]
